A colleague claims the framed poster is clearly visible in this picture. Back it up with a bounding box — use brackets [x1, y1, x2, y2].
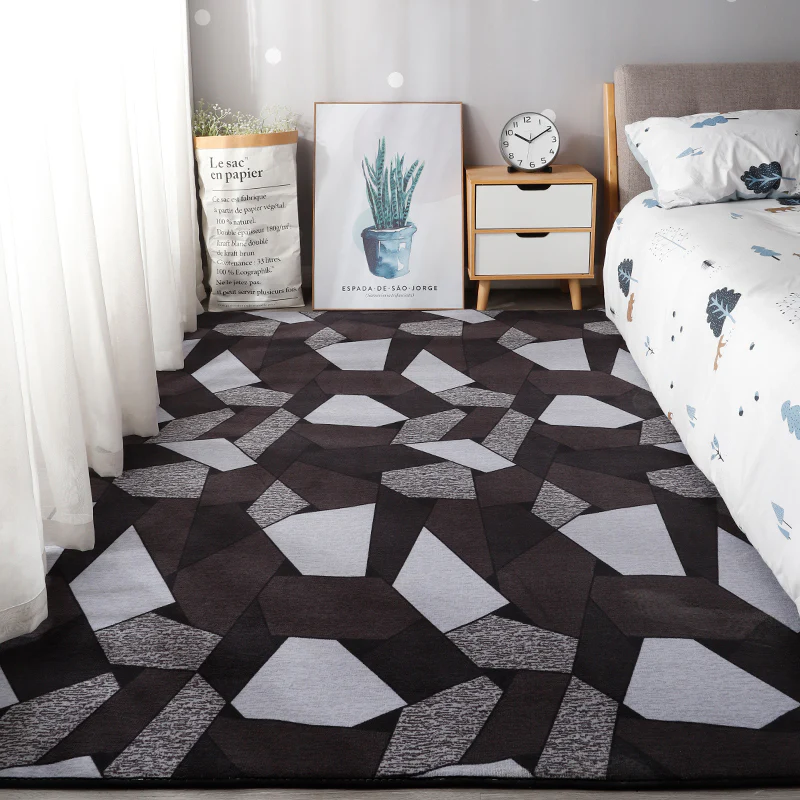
[313, 102, 464, 310]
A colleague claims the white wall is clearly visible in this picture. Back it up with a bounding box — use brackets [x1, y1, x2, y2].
[188, 0, 800, 277]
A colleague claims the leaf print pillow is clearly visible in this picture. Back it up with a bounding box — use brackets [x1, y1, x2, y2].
[625, 110, 800, 209]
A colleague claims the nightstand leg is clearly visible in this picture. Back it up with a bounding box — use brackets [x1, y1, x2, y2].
[568, 279, 582, 311]
[476, 280, 491, 311]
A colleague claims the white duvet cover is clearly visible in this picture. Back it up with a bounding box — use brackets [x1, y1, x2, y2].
[604, 191, 800, 609]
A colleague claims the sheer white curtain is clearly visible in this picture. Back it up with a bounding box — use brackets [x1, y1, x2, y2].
[0, 0, 203, 643]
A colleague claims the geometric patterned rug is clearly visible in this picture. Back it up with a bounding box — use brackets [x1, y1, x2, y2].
[2, 308, 800, 788]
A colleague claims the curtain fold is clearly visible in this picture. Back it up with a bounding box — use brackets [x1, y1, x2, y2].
[0, 0, 203, 643]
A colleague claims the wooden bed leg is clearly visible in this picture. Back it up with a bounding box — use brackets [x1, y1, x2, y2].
[568, 279, 582, 311]
[476, 280, 491, 311]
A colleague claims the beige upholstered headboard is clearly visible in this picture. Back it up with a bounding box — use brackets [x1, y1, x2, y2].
[604, 62, 800, 227]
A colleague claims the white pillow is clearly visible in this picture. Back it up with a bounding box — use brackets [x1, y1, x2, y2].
[626, 110, 800, 209]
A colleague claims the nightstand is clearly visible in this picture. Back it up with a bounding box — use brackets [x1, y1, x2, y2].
[466, 165, 597, 311]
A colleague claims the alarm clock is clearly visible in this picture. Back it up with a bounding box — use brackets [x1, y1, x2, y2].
[499, 112, 560, 172]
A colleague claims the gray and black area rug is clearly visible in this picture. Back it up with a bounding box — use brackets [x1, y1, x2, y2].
[3, 308, 800, 789]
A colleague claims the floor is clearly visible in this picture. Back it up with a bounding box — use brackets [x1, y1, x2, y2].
[3, 285, 797, 800]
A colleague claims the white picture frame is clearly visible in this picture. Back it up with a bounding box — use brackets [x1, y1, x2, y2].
[313, 102, 464, 310]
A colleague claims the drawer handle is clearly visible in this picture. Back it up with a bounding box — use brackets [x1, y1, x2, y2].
[516, 232, 550, 239]
[517, 184, 552, 192]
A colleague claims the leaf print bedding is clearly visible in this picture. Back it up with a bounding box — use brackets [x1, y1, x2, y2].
[605, 191, 800, 610]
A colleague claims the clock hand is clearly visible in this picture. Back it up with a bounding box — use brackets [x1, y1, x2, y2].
[529, 126, 552, 144]
[514, 133, 532, 144]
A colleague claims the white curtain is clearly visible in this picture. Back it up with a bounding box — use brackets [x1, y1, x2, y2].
[0, 0, 203, 643]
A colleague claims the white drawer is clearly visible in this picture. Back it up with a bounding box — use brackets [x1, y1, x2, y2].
[475, 183, 593, 229]
[475, 232, 591, 277]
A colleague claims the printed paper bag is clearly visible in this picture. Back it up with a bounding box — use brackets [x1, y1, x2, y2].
[195, 131, 303, 311]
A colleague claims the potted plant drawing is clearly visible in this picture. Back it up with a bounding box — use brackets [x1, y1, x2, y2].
[361, 138, 424, 279]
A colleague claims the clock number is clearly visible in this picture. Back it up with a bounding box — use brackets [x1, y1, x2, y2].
[541, 157, 547, 163]
[552, 136, 557, 142]
[506, 129, 513, 136]
[523, 116, 531, 123]
[529, 162, 535, 168]
[550, 149, 554, 154]
[518, 160, 523, 165]
[502, 141, 509, 147]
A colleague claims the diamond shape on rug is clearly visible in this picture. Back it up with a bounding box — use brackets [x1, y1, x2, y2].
[247, 310, 312, 323]
[105, 675, 225, 778]
[497, 327, 537, 350]
[481, 409, 535, 460]
[0, 674, 119, 770]
[192, 351, 260, 394]
[392, 409, 466, 445]
[382, 462, 476, 500]
[70, 527, 175, 630]
[539, 396, 642, 428]
[535, 677, 617, 779]
[647, 465, 719, 498]
[317, 338, 392, 371]
[718, 530, 800, 632]
[393, 529, 507, 632]
[611, 349, 650, 391]
[429, 310, 493, 324]
[264, 504, 375, 576]
[584, 321, 619, 335]
[399, 319, 463, 337]
[158, 439, 254, 472]
[533, 481, 590, 528]
[0, 756, 102, 779]
[422, 759, 532, 778]
[215, 387, 291, 408]
[96, 613, 221, 669]
[247, 480, 309, 529]
[515, 339, 591, 371]
[304, 326, 347, 350]
[447, 614, 577, 672]
[406, 439, 513, 473]
[437, 388, 514, 408]
[560, 505, 684, 576]
[114, 462, 208, 500]
[147, 409, 235, 444]
[401, 350, 473, 394]
[305, 395, 407, 427]
[624, 638, 799, 729]
[377, 676, 502, 775]
[214, 320, 280, 337]
[640, 415, 681, 445]
[235, 409, 299, 458]
[231, 638, 405, 726]
[0, 669, 17, 710]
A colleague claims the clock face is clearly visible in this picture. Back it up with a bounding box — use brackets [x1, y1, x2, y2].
[499, 112, 560, 171]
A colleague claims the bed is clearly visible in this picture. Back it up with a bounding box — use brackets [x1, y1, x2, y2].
[603, 63, 800, 611]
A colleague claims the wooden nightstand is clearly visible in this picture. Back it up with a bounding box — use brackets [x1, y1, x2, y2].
[466, 165, 597, 311]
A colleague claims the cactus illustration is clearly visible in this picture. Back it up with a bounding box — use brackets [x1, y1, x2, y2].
[362, 138, 424, 230]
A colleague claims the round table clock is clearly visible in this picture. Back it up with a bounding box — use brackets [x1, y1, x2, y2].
[499, 112, 560, 172]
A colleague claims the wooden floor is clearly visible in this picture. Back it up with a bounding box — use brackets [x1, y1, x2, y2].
[3, 286, 796, 800]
